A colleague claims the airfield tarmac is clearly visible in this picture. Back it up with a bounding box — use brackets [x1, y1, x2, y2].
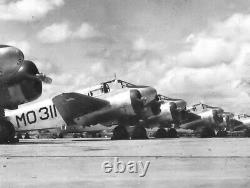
[1, 138, 250, 188]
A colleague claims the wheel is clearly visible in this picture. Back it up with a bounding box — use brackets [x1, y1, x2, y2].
[216, 130, 228, 137]
[154, 128, 168, 138]
[0, 119, 16, 143]
[168, 128, 178, 138]
[244, 129, 250, 137]
[131, 124, 148, 140]
[199, 127, 216, 138]
[16, 133, 23, 139]
[52, 133, 57, 139]
[58, 132, 64, 138]
[24, 132, 30, 139]
[9, 137, 19, 143]
[111, 125, 130, 140]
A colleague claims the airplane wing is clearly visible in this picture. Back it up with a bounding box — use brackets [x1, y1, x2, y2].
[179, 119, 215, 130]
[52, 92, 111, 126]
[52, 92, 141, 127]
[229, 119, 246, 131]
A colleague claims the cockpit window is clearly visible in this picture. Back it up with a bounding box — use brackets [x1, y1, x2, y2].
[102, 83, 110, 93]
[101, 79, 136, 89]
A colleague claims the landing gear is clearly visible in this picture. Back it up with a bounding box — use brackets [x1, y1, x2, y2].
[216, 130, 228, 137]
[168, 128, 178, 138]
[111, 125, 130, 140]
[9, 137, 19, 143]
[131, 124, 148, 139]
[0, 119, 17, 144]
[58, 132, 64, 138]
[154, 128, 168, 138]
[154, 128, 178, 138]
[16, 132, 23, 139]
[198, 127, 216, 138]
[244, 129, 250, 137]
[24, 132, 30, 139]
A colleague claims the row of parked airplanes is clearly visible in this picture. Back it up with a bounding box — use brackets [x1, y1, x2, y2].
[0, 45, 250, 143]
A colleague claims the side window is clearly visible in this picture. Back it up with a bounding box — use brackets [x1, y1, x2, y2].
[103, 83, 110, 93]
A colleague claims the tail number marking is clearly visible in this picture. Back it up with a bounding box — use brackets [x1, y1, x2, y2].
[16, 105, 57, 127]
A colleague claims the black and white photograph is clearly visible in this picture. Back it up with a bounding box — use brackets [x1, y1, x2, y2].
[0, 0, 250, 187]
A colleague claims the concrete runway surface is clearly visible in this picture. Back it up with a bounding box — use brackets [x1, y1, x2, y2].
[1, 138, 250, 188]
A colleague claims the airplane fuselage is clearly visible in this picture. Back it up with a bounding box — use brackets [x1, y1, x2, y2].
[5, 84, 158, 133]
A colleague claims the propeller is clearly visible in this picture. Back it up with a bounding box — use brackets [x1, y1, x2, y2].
[36, 73, 52, 84]
[19, 60, 53, 84]
[130, 89, 144, 115]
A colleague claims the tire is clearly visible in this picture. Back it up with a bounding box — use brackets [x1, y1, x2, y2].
[0, 119, 16, 143]
[131, 124, 148, 140]
[244, 129, 250, 137]
[216, 130, 228, 137]
[199, 127, 216, 138]
[58, 133, 64, 138]
[111, 125, 130, 140]
[16, 133, 23, 139]
[168, 128, 178, 138]
[24, 132, 30, 139]
[154, 128, 168, 138]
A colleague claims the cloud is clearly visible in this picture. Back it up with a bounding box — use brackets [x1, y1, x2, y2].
[37, 22, 72, 43]
[34, 12, 250, 113]
[156, 13, 250, 112]
[177, 35, 237, 67]
[73, 23, 101, 39]
[133, 37, 166, 52]
[37, 22, 100, 43]
[0, 0, 64, 21]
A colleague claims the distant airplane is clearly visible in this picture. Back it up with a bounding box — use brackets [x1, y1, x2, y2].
[6, 79, 161, 140]
[146, 98, 230, 138]
[180, 103, 226, 137]
[0, 45, 51, 143]
[228, 114, 250, 136]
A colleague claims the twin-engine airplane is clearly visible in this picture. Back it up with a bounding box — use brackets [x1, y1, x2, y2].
[229, 114, 250, 136]
[6, 79, 161, 140]
[0, 45, 51, 143]
[147, 98, 229, 138]
[180, 103, 226, 137]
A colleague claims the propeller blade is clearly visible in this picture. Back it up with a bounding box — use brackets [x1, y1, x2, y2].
[36, 73, 52, 84]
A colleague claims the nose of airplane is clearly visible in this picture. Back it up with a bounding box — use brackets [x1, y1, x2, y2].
[169, 102, 180, 124]
[130, 89, 144, 115]
[18, 60, 52, 84]
[0, 45, 24, 74]
[212, 110, 224, 124]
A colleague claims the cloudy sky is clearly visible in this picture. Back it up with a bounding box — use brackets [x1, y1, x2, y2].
[2, 0, 250, 113]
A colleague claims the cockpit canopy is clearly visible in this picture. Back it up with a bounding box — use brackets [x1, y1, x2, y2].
[87, 79, 137, 96]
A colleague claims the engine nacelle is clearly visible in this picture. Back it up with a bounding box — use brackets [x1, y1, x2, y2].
[0, 45, 24, 75]
[199, 109, 223, 124]
[137, 86, 161, 117]
[0, 60, 42, 109]
[107, 89, 144, 117]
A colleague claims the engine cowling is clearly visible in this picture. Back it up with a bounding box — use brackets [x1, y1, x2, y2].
[0, 60, 43, 109]
[0, 45, 24, 75]
[130, 89, 144, 115]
